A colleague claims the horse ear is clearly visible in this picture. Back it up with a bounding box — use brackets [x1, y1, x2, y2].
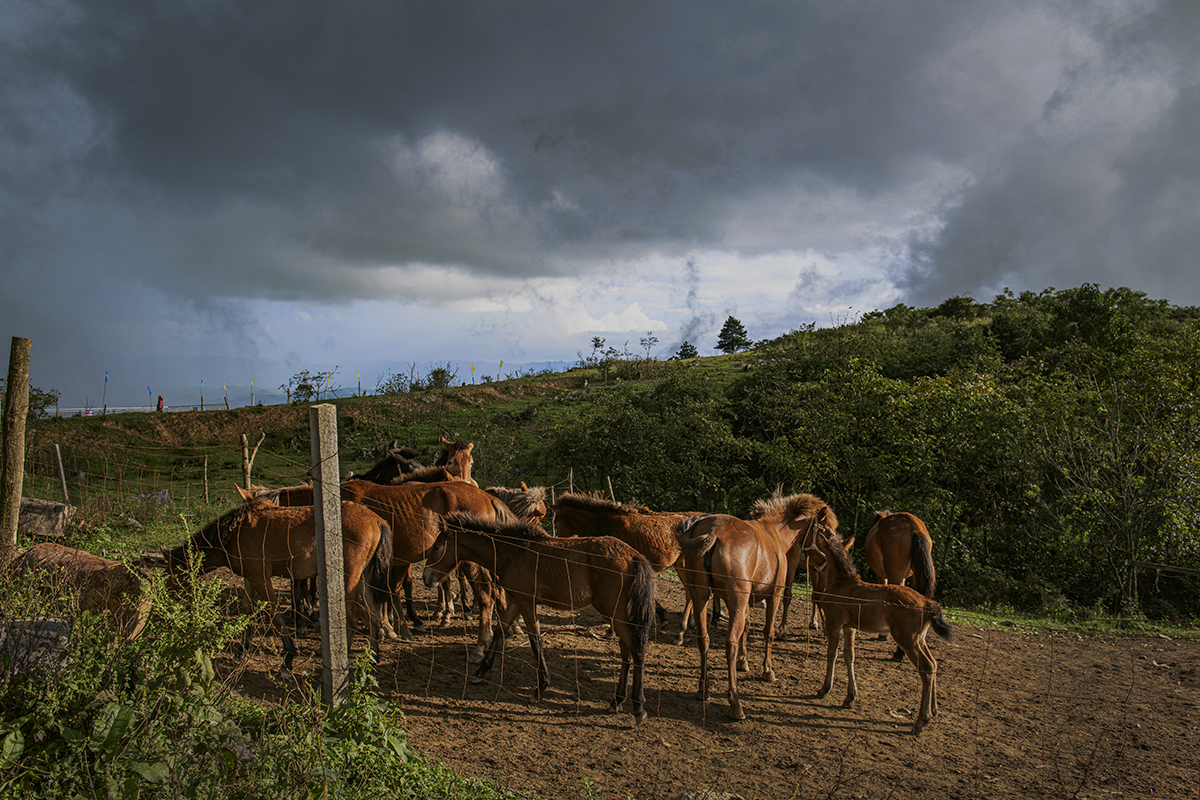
[441, 436, 452, 446]
[520, 481, 528, 490]
[236, 485, 254, 501]
[843, 536, 855, 551]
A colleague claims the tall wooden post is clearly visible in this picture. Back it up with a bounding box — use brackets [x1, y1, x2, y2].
[1, 337, 32, 563]
[310, 403, 349, 707]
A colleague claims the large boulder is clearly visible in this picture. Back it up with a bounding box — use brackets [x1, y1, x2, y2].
[17, 497, 75, 539]
[13, 543, 150, 639]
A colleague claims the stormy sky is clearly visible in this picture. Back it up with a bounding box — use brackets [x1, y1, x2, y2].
[3, 1, 1198, 406]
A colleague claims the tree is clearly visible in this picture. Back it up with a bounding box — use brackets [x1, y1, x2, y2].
[639, 332, 659, 359]
[715, 316, 751, 354]
[675, 341, 698, 360]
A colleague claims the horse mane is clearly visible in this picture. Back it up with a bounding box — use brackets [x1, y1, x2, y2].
[390, 465, 459, 484]
[188, 499, 261, 554]
[751, 491, 838, 529]
[485, 485, 545, 519]
[442, 511, 550, 542]
[552, 491, 653, 515]
[823, 531, 859, 579]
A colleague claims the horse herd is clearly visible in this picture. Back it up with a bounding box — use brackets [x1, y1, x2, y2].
[164, 440, 953, 734]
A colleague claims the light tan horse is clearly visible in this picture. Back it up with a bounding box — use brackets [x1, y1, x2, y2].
[164, 488, 393, 671]
[675, 494, 838, 720]
[813, 529, 953, 734]
[423, 512, 655, 723]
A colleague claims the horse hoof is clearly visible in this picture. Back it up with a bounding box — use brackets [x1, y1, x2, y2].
[634, 709, 647, 725]
[469, 675, 486, 685]
[728, 706, 746, 721]
[762, 670, 776, 683]
[841, 698, 855, 709]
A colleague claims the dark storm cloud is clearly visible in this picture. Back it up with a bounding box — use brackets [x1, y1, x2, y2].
[4, 0, 1199, 402]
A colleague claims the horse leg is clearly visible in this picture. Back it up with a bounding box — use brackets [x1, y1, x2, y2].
[473, 602, 520, 684]
[760, 591, 780, 683]
[469, 582, 497, 665]
[402, 564, 425, 630]
[725, 594, 749, 720]
[806, 563, 823, 629]
[908, 636, 938, 733]
[387, 564, 415, 641]
[840, 628, 858, 709]
[778, 581, 792, 640]
[692, 592, 711, 702]
[816, 619, 840, 699]
[675, 595, 693, 647]
[250, 577, 294, 673]
[522, 611, 550, 701]
[456, 569, 473, 614]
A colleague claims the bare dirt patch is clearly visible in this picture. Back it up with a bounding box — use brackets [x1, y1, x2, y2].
[235, 577, 1200, 800]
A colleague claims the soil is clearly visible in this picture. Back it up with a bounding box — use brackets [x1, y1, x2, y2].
[232, 575, 1200, 800]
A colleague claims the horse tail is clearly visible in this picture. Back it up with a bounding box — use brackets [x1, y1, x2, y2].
[366, 519, 395, 612]
[909, 531, 937, 599]
[627, 556, 656, 657]
[675, 515, 718, 561]
[927, 601, 953, 644]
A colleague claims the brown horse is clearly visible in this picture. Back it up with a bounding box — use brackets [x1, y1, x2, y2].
[675, 494, 837, 720]
[748, 491, 838, 637]
[423, 512, 655, 723]
[257, 479, 514, 642]
[485, 483, 548, 523]
[813, 529, 953, 734]
[434, 437, 475, 485]
[550, 491, 700, 640]
[164, 488, 393, 671]
[864, 510, 936, 660]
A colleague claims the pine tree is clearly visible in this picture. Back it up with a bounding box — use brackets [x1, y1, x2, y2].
[675, 340, 699, 359]
[715, 316, 751, 353]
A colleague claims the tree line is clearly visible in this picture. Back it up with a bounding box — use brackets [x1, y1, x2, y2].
[543, 285, 1200, 620]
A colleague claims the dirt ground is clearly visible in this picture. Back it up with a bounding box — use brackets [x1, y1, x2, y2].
[234, 575, 1200, 800]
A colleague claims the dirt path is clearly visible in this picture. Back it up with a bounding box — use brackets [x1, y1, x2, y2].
[238, 576, 1200, 800]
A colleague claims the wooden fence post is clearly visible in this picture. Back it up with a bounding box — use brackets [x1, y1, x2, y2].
[55, 444, 70, 505]
[1, 336, 31, 564]
[310, 403, 349, 707]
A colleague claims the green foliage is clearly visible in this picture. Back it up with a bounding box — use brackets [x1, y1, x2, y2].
[284, 367, 341, 403]
[675, 340, 698, 360]
[715, 316, 751, 354]
[0, 379, 61, 419]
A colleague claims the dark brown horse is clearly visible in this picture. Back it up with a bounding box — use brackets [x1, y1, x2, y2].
[423, 512, 655, 723]
[164, 488, 393, 671]
[347, 442, 424, 483]
[550, 491, 700, 640]
[813, 528, 953, 734]
[675, 494, 838, 720]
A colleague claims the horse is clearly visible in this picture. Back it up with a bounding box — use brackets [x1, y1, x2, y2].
[812, 528, 954, 734]
[748, 491, 837, 638]
[550, 491, 701, 641]
[347, 442, 424, 483]
[256, 479, 514, 644]
[434, 437, 476, 485]
[485, 483, 548, 523]
[422, 512, 655, 723]
[674, 496, 837, 720]
[864, 510, 936, 660]
[163, 487, 393, 672]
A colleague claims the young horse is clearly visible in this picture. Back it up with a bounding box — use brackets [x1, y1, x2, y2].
[675, 495, 837, 720]
[164, 489, 393, 672]
[434, 437, 476, 485]
[813, 529, 954, 734]
[550, 491, 701, 640]
[423, 512, 655, 723]
[485, 483, 548, 524]
[864, 510, 937, 660]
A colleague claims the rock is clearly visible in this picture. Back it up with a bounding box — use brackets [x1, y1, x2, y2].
[17, 497, 74, 539]
[0, 618, 71, 677]
[12, 543, 150, 639]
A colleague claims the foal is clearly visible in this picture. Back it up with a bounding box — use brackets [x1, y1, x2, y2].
[813, 529, 953, 734]
[423, 513, 655, 723]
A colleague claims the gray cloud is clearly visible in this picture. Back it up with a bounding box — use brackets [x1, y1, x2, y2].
[3, 0, 1198, 401]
